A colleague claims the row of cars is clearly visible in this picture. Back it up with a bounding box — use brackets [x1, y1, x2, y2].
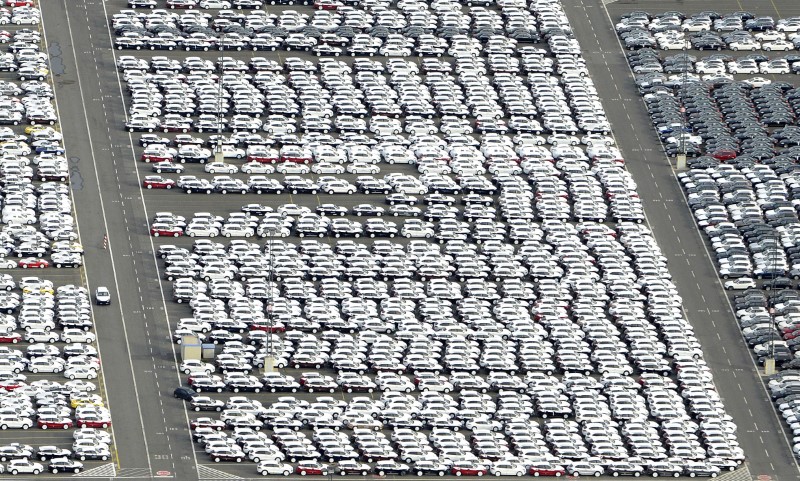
[174, 384, 738, 477]
[0, 3, 77, 270]
[617, 11, 800, 51]
[630, 51, 800, 77]
[116, 0, 541, 54]
[119, 51, 603, 134]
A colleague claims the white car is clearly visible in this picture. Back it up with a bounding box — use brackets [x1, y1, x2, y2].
[7, 459, 42, 475]
[220, 147, 245, 159]
[320, 181, 356, 195]
[728, 40, 760, 51]
[204, 162, 238, 174]
[240, 162, 274, 174]
[743, 77, 772, 88]
[276, 163, 310, 174]
[490, 462, 527, 477]
[311, 162, 344, 174]
[763, 39, 794, 51]
[24, 329, 58, 343]
[760, 62, 790, 74]
[755, 31, 785, 41]
[62, 329, 96, 344]
[220, 224, 254, 238]
[346, 163, 380, 174]
[63, 367, 97, 380]
[724, 278, 756, 290]
[184, 224, 219, 238]
[0, 415, 32, 430]
[727, 62, 759, 74]
[180, 360, 214, 375]
[695, 62, 726, 75]
[199, 0, 231, 7]
[257, 460, 293, 476]
[658, 38, 686, 50]
[28, 357, 65, 373]
[401, 223, 434, 238]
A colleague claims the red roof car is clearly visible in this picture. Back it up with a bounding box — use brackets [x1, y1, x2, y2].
[150, 226, 183, 237]
[19, 258, 48, 269]
[142, 176, 176, 189]
[38, 417, 73, 430]
[529, 464, 566, 476]
[712, 148, 737, 161]
[0, 332, 21, 343]
[451, 463, 488, 476]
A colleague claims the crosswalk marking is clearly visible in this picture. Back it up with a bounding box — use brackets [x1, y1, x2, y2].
[117, 468, 153, 478]
[198, 465, 243, 480]
[75, 463, 116, 477]
[718, 464, 753, 481]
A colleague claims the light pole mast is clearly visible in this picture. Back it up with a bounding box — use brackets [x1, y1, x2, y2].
[676, 38, 689, 169]
[264, 236, 276, 372]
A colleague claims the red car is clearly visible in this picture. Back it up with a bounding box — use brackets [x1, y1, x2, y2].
[150, 226, 183, 237]
[38, 418, 73, 430]
[296, 461, 328, 476]
[142, 176, 175, 189]
[528, 464, 566, 476]
[247, 151, 279, 163]
[248, 321, 286, 332]
[141, 152, 174, 163]
[450, 464, 488, 476]
[6, 0, 34, 6]
[19, 258, 48, 268]
[712, 148, 737, 161]
[0, 380, 23, 390]
[77, 418, 111, 429]
[279, 148, 312, 163]
[0, 332, 21, 343]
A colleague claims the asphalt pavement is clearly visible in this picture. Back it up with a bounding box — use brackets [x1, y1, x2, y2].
[40, 0, 197, 478]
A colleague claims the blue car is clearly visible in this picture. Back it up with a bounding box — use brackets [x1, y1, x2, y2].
[36, 144, 65, 155]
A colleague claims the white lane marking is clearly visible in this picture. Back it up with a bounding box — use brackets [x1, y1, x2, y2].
[95, 0, 201, 477]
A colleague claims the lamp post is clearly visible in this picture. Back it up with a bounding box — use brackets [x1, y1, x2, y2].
[263, 235, 276, 372]
[675, 38, 689, 169]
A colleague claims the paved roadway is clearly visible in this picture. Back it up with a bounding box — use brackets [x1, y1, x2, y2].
[561, 0, 800, 480]
[40, 0, 197, 479]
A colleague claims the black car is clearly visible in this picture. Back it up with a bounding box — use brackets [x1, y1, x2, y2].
[316, 204, 348, 216]
[173, 387, 197, 401]
[48, 458, 83, 474]
[241, 204, 272, 216]
[152, 163, 184, 174]
[37, 447, 71, 461]
[763, 277, 793, 289]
